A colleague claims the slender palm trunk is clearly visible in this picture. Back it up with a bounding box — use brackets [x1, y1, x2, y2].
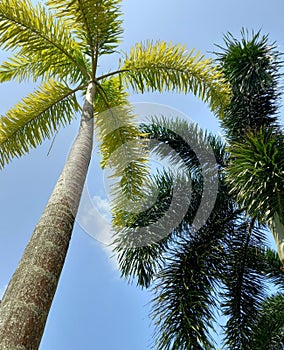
[0, 82, 95, 350]
[269, 213, 284, 265]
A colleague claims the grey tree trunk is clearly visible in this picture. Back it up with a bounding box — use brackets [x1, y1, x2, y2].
[0, 82, 95, 350]
[269, 213, 284, 265]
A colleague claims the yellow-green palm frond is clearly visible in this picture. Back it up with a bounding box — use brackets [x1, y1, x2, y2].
[46, 0, 123, 57]
[94, 78, 149, 226]
[0, 52, 87, 84]
[0, 53, 47, 83]
[0, 0, 89, 82]
[0, 80, 82, 168]
[119, 41, 231, 118]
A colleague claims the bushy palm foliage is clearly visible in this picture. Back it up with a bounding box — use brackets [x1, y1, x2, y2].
[114, 117, 284, 349]
[115, 31, 284, 349]
[215, 30, 281, 140]
[216, 30, 284, 265]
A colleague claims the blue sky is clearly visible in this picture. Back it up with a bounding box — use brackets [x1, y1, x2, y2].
[1, 0, 284, 349]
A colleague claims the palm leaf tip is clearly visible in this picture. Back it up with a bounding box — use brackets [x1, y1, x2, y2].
[46, 0, 123, 55]
[215, 29, 282, 138]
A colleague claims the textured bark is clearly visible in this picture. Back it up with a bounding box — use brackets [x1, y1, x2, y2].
[0, 82, 95, 350]
[269, 213, 284, 265]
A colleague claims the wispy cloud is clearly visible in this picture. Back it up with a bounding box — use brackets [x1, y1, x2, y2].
[76, 189, 119, 270]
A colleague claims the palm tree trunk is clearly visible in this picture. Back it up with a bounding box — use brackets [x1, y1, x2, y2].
[268, 213, 284, 265]
[0, 81, 95, 350]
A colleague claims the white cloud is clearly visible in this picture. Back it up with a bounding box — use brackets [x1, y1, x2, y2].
[76, 189, 119, 270]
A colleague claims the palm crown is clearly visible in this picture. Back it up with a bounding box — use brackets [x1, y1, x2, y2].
[0, 0, 229, 169]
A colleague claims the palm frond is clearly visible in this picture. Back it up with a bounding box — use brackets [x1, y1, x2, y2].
[113, 117, 232, 289]
[221, 221, 268, 349]
[248, 293, 284, 350]
[0, 51, 87, 84]
[114, 170, 191, 288]
[46, 0, 123, 57]
[259, 247, 284, 289]
[151, 222, 226, 350]
[226, 127, 284, 223]
[0, 0, 88, 81]
[119, 41, 231, 118]
[0, 80, 81, 168]
[215, 29, 282, 139]
[93, 77, 149, 227]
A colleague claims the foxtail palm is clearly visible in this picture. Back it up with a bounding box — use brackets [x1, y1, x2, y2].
[215, 30, 284, 266]
[0, 0, 230, 348]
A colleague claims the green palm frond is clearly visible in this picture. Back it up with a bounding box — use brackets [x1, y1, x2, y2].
[0, 53, 50, 83]
[221, 222, 268, 349]
[215, 30, 281, 139]
[114, 117, 230, 289]
[226, 127, 284, 223]
[248, 293, 284, 350]
[114, 170, 187, 288]
[46, 0, 123, 56]
[151, 224, 226, 350]
[140, 116, 228, 171]
[260, 247, 284, 288]
[0, 80, 81, 168]
[0, 0, 88, 81]
[119, 41, 231, 118]
[93, 78, 149, 225]
[0, 52, 87, 84]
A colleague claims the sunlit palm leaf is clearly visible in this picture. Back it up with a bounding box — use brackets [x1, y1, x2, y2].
[93, 78, 149, 226]
[46, 0, 123, 55]
[0, 0, 88, 80]
[0, 80, 81, 168]
[119, 41, 231, 118]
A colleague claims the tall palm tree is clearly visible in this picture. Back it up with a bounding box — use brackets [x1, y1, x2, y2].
[215, 30, 284, 266]
[0, 0, 230, 348]
[114, 117, 284, 349]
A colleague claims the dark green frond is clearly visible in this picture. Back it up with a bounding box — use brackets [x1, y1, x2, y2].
[0, 0, 88, 81]
[248, 293, 284, 350]
[0, 80, 81, 168]
[113, 171, 186, 288]
[46, 0, 123, 57]
[221, 222, 268, 350]
[120, 41, 231, 118]
[151, 223, 226, 350]
[260, 247, 284, 289]
[215, 29, 282, 139]
[140, 116, 228, 170]
[113, 118, 230, 289]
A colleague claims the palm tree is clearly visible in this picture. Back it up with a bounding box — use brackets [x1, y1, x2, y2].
[0, 0, 230, 348]
[215, 30, 284, 266]
[114, 117, 284, 349]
